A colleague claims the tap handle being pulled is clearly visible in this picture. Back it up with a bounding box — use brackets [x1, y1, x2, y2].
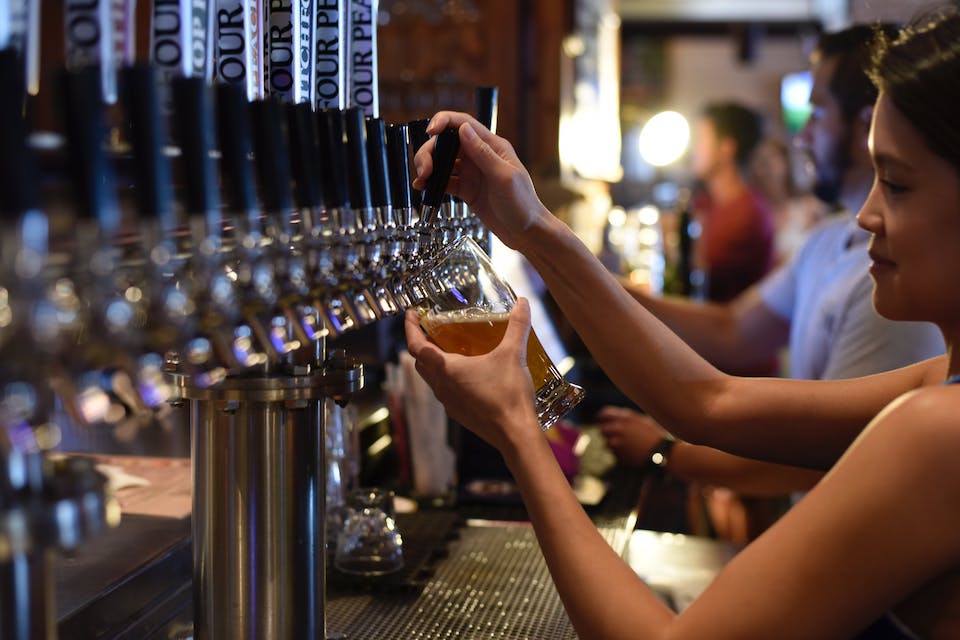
[419, 127, 460, 218]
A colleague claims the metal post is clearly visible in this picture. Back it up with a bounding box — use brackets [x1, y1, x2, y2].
[175, 357, 361, 640]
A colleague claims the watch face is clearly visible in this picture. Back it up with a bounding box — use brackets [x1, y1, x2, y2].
[650, 438, 676, 468]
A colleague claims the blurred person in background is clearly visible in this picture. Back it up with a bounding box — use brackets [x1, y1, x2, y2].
[687, 101, 775, 305]
[749, 135, 830, 263]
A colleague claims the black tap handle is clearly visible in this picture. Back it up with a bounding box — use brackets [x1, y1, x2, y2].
[120, 64, 174, 226]
[342, 107, 371, 209]
[317, 108, 349, 209]
[0, 48, 38, 218]
[475, 86, 499, 133]
[365, 117, 391, 209]
[250, 98, 294, 213]
[386, 122, 411, 210]
[407, 118, 430, 154]
[407, 118, 430, 209]
[421, 128, 460, 209]
[286, 102, 323, 210]
[171, 76, 220, 218]
[216, 82, 258, 213]
[59, 65, 120, 232]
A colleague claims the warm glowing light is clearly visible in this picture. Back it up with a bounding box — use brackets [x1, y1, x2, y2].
[607, 207, 627, 228]
[637, 205, 660, 226]
[638, 111, 690, 167]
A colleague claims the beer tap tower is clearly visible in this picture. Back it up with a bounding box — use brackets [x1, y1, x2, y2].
[0, 2, 499, 637]
[166, 78, 365, 639]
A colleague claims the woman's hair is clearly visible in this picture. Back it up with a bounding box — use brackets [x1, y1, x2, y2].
[870, 5, 960, 170]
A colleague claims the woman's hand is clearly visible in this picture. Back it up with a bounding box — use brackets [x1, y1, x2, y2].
[404, 297, 542, 455]
[411, 111, 550, 253]
[596, 406, 672, 466]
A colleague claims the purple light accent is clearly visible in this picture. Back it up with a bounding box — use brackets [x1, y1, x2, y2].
[137, 381, 165, 408]
[270, 329, 287, 354]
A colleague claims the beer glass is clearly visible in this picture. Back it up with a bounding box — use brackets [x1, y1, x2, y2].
[415, 235, 584, 430]
[334, 488, 404, 576]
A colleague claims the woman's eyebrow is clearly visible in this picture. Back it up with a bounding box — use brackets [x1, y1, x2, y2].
[873, 152, 914, 173]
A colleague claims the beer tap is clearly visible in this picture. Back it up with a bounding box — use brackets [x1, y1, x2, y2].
[408, 119, 460, 249]
[118, 63, 189, 410]
[57, 64, 147, 426]
[407, 118, 430, 212]
[214, 82, 275, 370]
[0, 51, 119, 640]
[365, 115, 402, 316]
[249, 96, 314, 363]
[0, 47, 59, 446]
[314, 107, 362, 335]
[341, 106, 383, 324]
[472, 86, 499, 251]
[417, 127, 461, 256]
[168, 76, 242, 387]
[394, 126, 462, 307]
[286, 101, 332, 345]
[385, 121, 418, 309]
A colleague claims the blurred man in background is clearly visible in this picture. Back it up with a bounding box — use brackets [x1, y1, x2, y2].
[688, 101, 775, 305]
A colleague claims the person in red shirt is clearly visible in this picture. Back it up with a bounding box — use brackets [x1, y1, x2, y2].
[690, 102, 775, 303]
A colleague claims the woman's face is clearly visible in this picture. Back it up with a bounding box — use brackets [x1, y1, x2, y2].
[857, 93, 960, 326]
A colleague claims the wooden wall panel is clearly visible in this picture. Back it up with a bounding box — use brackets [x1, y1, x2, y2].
[378, 0, 570, 170]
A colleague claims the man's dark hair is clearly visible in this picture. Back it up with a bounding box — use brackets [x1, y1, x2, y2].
[701, 102, 764, 169]
[814, 23, 901, 122]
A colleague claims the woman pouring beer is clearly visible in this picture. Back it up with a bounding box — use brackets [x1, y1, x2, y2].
[405, 7, 960, 638]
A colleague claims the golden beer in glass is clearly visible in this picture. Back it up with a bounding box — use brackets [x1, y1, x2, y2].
[415, 236, 584, 430]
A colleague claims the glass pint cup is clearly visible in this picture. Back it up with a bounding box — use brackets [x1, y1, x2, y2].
[415, 235, 584, 430]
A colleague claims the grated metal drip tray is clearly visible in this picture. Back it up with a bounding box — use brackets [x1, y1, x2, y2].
[327, 523, 629, 639]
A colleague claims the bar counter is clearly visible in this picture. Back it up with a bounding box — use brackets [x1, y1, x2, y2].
[52, 444, 738, 639]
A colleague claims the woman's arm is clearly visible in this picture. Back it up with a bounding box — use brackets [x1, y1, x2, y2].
[597, 406, 824, 495]
[413, 111, 946, 467]
[406, 304, 960, 638]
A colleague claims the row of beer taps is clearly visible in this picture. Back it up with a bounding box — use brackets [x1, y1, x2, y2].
[0, 40, 493, 562]
[4, 57, 489, 422]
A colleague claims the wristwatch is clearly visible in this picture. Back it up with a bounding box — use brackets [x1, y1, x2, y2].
[648, 437, 677, 469]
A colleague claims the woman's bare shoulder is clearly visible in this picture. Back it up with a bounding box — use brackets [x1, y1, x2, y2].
[881, 383, 960, 426]
[866, 383, 960, 489]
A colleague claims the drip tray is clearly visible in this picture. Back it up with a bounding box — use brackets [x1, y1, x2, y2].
[328, 522, 629, 639]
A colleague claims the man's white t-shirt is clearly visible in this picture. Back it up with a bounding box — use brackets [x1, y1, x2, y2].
[759, 215, 945, 380]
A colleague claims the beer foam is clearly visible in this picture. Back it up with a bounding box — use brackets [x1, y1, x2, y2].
[419, 308, 510, 332]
